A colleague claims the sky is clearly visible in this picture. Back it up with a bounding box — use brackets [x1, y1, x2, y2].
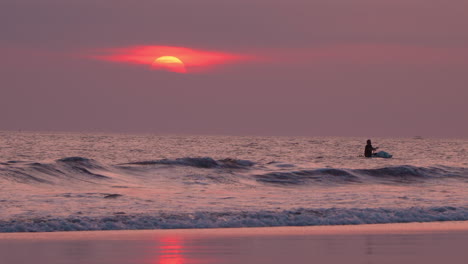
[1, 0, 467, 137]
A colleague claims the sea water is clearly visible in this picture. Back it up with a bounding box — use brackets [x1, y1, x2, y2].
[0, 131, 467, 232]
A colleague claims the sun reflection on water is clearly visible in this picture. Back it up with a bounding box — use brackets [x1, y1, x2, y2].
[155, 236, 186, 264]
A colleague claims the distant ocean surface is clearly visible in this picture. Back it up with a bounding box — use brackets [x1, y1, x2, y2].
[1, 131, 467, 232]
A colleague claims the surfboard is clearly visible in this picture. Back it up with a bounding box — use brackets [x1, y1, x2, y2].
[373, 151, 393, 158]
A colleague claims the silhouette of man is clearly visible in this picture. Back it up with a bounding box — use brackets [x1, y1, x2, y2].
[364, 139, 378, 157]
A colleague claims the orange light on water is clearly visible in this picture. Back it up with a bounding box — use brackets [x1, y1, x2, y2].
[154, 236, 186, 264]
[92, 45, 251, 73]
[147, 235, 218, 264]
[159, 255, 185, 264]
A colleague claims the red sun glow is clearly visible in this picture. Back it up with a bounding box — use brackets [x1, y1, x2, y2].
[92, 45, 251, 73]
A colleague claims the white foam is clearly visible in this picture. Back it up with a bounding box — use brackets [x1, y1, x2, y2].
[1, 206, 466, 232]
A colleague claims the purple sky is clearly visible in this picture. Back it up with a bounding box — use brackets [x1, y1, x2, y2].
[1, 0, 467, 137]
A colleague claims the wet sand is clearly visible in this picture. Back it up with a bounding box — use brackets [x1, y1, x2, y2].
[1, 221, 467, 264]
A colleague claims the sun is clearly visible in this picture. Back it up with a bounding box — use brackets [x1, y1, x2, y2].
[93, 45, 254, 73]
[152, 56, 186, 73]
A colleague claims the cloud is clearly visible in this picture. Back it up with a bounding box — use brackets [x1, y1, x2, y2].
[88, 45, 255, 73]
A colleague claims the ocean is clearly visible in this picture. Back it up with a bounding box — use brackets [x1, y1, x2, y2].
[0, 131, 467, 232]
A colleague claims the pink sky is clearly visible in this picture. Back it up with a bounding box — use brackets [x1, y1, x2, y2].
[1, 0, 467, 137]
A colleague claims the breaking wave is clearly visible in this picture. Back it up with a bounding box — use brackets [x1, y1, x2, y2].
[255, 169, 360, 185]
[122, 157, 255, 169]
[0, 156, 466, 186]
[0, 157, 109, 184]
[255, 165, 468, 185]
[1, 206, 467, 232]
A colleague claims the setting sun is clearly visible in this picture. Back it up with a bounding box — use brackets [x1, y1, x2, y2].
[92, 45, 253, 73]
[153, 56, 186, 73]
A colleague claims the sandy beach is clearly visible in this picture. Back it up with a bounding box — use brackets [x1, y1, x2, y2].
[1, 221, 467, 264]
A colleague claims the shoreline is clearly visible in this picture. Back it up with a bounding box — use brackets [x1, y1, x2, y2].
[1, 220, 467, 239]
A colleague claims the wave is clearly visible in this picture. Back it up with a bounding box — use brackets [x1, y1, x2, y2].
[122, 157, 255, 169]
[255, 165, 467, 185]
[0, 157, 110, 184]
[355, 165, 466, 179]
[0, 156, 466, 186]
[1, 206, 466, 232]
[255, 169, 360, 185]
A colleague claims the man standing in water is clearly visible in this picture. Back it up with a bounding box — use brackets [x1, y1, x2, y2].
[364, 139, 378, 157]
